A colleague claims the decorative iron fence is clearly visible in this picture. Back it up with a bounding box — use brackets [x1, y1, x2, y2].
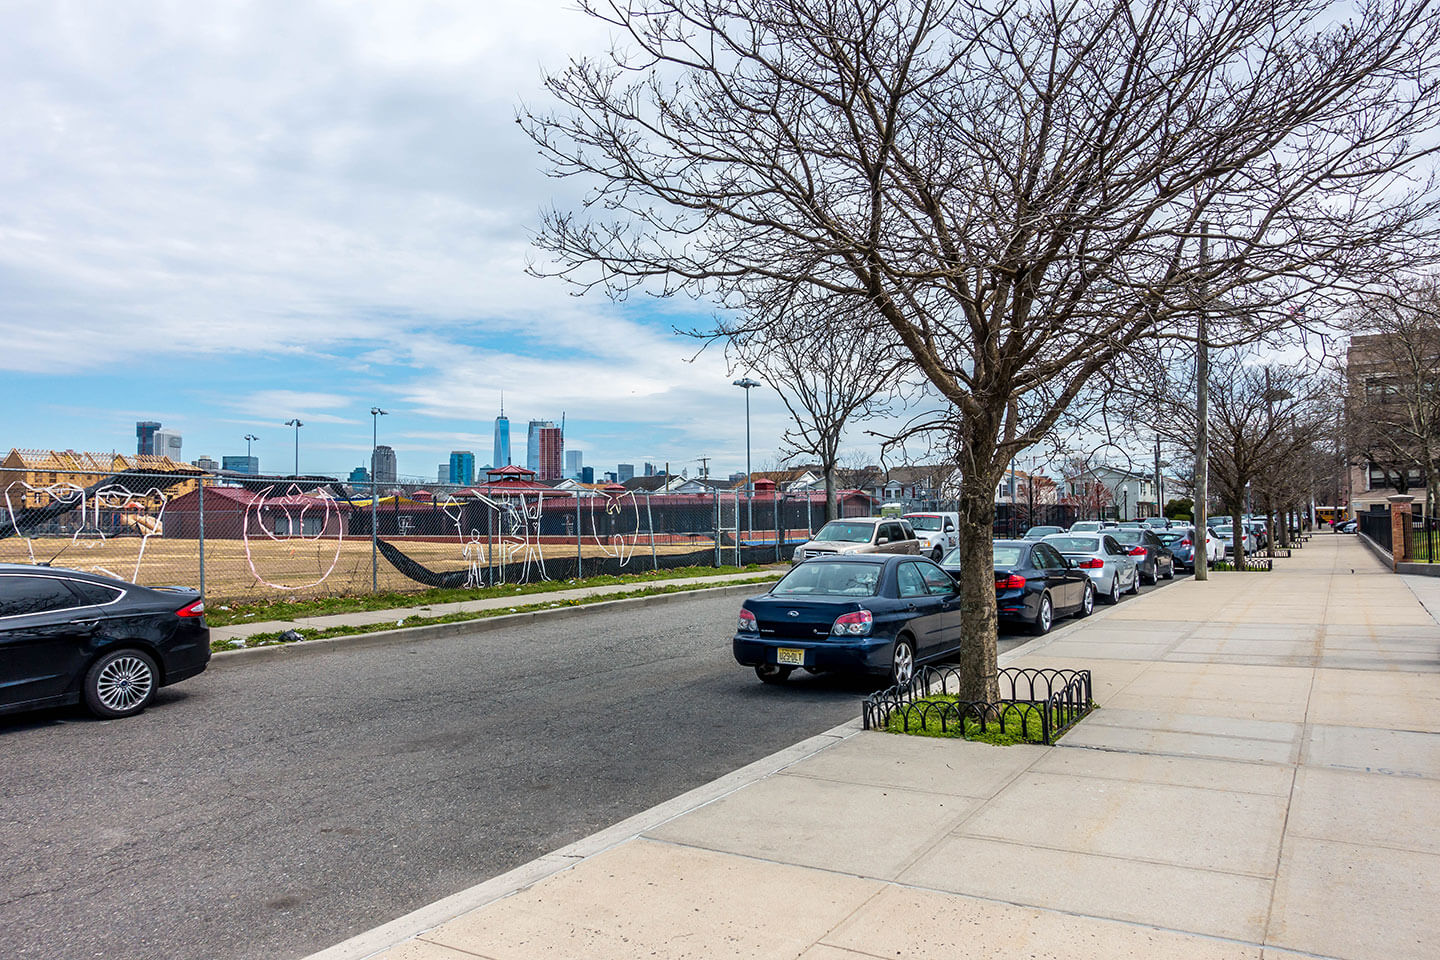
[1358, 511, 1393, 553]
[862, 666, 1093, 745]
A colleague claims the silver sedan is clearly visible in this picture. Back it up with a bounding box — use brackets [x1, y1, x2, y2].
[1042, 533, 1139, 604]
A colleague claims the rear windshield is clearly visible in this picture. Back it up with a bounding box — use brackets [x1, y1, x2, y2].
[1109, 530, 1145, 544]
[993, 545, 1024, 567]
[1025, 526, 1063, 538]
[1155, 532, 1186, 544]
[772, 562, 881, 597]
[1069, 522, 1101, 531]
[905, 515, 942, 530]
[812, 521, 875, 543]
[1046, 536, 1100, 553]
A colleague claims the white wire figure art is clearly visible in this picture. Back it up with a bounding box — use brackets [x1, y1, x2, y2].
[590, 488, 641, 566]
[441, 491, 551, 584]
[3, 480, 168, 582]
[242, 483, 344, 590]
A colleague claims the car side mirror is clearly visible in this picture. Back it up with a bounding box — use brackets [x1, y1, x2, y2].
[877, 536, 890, 544]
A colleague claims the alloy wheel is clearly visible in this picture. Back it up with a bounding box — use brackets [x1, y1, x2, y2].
[95, 655, 154, 713]
[891, 639, 915, 686]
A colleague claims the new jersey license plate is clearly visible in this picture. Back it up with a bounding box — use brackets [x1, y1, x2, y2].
[776, 648, 805, 666]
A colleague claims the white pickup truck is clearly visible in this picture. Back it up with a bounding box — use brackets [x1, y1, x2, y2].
[903, 512, 960, 561]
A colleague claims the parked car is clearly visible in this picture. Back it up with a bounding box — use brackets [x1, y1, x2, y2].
[1338, 519, 1358, 534]
[1213, 524, 1258, 556]
[1022, 525, 1067, 540]
[902, 512, 960, 561]
[1244, 518, 1270, 550]
[1154, 525, 1222, 569]
[1107, 528, 1176, 584]
[0, 564, 210, 719]
[1141, 517, 1172, 530]
[940, 539, 1094, 635]
[1041, 533, 1139, 603]
[791, 517, 921, 564]
[733, 554, 961, 685]
[1067, 520, 1116, 533]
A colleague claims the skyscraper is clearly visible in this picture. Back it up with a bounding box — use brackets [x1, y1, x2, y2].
[222, 455, 259, 475]
[449, 450, 475, 486]
[154, 427, 182, 462]
[537, 426, 563, 481]
[618, 463, 635, 483]
[564, 449, 583, 479]
[526, 420, 555, 472]
[136, 421, 160, 456]
[371, 445, 397, 484]
[493, 406, 512, 468]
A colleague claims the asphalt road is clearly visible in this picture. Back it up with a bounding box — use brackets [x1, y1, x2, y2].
[0, 575, 1177, 960]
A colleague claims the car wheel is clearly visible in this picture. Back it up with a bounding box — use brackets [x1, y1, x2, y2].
[891, 637, 916, 686]
[1142, 564, 1157, 586]
[1104, 576, 1120, 604]
[1031, 594, 1053, 636]
[1163, 559, 1175, 580]
[931, 547, 944, 561]
[83, 648, 158, 719]
[755, 663, 793, 684]
[1128, 570, 1141, 594]
[1076, 582, 1095, 617]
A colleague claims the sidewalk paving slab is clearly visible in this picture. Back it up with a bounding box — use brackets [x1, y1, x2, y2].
[308, 534, 1440, 960]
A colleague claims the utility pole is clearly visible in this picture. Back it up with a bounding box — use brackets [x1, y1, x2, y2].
[370, 407, 388, 592]
[697, 456, 710, 479]
[1195, 223, 1211, 581]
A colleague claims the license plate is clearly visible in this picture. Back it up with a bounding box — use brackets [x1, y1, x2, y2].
[776, 648, 805, 666]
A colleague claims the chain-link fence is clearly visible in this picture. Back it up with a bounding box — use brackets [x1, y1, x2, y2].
[0, 469, 1099, 599]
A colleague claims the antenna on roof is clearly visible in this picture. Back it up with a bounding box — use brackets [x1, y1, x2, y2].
[500, 390, 504, 417]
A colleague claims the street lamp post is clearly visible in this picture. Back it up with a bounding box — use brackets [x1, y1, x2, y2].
[733, 377, 761, 545]
[284, 419, 304, 477]
[370, 407, 388, 591]
[244, 434, 258, 458]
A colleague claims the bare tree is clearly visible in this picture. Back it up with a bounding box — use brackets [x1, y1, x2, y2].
[725, 300, 898, 522]
[1058, 456, 1115, 521]
[524, 0, 1440, 701]
[1345, 281, 1440, 518]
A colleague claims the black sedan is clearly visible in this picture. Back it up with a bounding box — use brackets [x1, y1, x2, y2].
[1107, 528, 1176, 584]
[733, 554, 961, 686]
[0, 564, 210, 719]
[940, 539, 1095, 635]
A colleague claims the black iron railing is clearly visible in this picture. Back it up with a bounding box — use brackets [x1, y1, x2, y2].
[1359, 512, 1392, 553]
[862, 666, 1093, 745]
[1210, 557, 1273, 572]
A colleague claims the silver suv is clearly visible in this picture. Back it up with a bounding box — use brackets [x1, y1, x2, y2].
[791, 517, 922, 563]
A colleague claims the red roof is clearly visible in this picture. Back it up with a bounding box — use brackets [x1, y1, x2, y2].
[485, 464, 536, 478]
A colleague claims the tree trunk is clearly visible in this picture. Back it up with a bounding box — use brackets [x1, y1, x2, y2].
[823, 463, 838, 524]
[954, 471, 1002, 705]
[1231, 508, 1245, 566]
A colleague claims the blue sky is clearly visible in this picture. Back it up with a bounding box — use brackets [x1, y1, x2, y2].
[0, 0, 808, 481]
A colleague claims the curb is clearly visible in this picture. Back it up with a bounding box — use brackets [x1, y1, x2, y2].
[210, 580, 776, 667]
[302, 717, 864, 960]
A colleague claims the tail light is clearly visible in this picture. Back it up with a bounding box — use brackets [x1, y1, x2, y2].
[176, 599, 205, 618]
[831, 610, 873, 636]
[995, 573, 1027, 590]
[1128, 546, 1147, 556]
[1076, 558, 1104, 569]
[1180, 538, 1193, 547]
[737, 609, 757, 633]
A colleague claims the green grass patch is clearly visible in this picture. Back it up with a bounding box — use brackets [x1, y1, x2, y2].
[210, 576, 782, 653]
[206, 564, 776, 627]
[883, 696, 1089, 745]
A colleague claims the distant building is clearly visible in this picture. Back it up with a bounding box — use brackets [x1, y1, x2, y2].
[644, 462, 656, 477]
[449, 450, 476, 486]
[527, 420, 555, 472]
[604, 471, 618, 483]
[493, 408, 512, 468]
[154, 428, 182, 463]
[565, 449, 584, 479]
[1, 448, 201, 509]
[438, 464, 449, 484]
[350, 466, 370, 484]
[193, 456, 219, 472]
[371, 444, 397, 484]
[618, 463, 635, 483]
[222, 455, 259, 475]
[581, 466, 594, 484]
[537, 426, 563, 481]
[136, 421, 161, 456]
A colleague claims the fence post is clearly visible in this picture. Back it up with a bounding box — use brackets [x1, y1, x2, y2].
[735, 489, 741, 567]
[774, 494, 781, 562]
[713, 487, 721, 568]
[806, 494, 812, 537]
[646, 491, 658, 570]
[575, 492, 583, 579]
[197, 477, 206, 598]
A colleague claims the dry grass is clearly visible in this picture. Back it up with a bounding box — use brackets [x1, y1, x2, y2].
[0, 535, 736, 600]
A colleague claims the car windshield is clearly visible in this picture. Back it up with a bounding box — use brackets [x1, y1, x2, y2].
[1024, 526, 1062, 539]
[993, 545, 1024, 567]
[905, 515, 942, 530]
[811, 521, 875, 543]
[941, 547, 960, 565]
[771, 562, 881, 597]
[1110, 530, 1145, 544]
[1046, 536, 1100, 553]
[1155, 532, 1186, 544]
[1069, 522, 1101, 532]
[1214, 526, 1234, 535]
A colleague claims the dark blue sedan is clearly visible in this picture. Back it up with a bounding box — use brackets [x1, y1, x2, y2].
[940, 539, 1094, 635]
[733, 554, 962, 686]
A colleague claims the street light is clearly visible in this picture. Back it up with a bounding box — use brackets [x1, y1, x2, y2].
[370, 407, 389, 592]
[284, 419, 303, 477]
[733, 377, 761, 544]
[244, 434, 258, 457]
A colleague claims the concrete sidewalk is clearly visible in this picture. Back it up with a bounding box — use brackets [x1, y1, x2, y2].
[211, 569, 782, 645]
[309, 534, 1440, 960]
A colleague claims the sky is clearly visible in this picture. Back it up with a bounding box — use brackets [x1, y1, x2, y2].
[0, 0, 808, 481]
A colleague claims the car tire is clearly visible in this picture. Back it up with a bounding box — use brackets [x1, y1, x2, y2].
[755, 663, 793, 684]
[1163, 559, 1175, 580]
[1128, 570, 1141, 594]
[1103, 576, 1120, 604]
[1031, 594, 1053, 636]
[1076, 582, 1095, 617]
[1142, 564, 1157, 586]
[891, 637, 916, 686]
[83, 648, 158, 719]
[931, 547, 944, 561]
